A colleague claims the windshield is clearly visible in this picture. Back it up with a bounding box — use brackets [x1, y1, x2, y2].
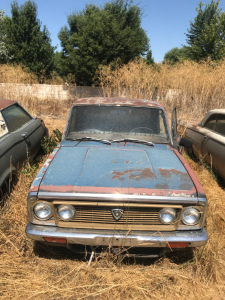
[66, 105, 170, 143]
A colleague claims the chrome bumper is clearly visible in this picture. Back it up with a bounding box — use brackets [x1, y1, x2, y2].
[25, 222, 207, 248]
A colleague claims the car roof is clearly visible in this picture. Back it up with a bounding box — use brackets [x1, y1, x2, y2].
[0, 99, 17, 111]
[207, 108, 225, 114]
[200, 108, 225, 125]
[73, 97, 163, 108]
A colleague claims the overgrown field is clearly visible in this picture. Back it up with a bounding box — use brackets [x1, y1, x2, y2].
[0, 62, 225, 299]
[0, 113, 224, 299]
[97, 59, 225, 120]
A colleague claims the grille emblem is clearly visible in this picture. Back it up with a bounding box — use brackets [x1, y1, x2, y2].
[111, 209, 124, 221]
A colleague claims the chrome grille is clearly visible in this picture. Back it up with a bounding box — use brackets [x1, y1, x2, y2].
[60, 205, 161, 225]
[53, 201, 182, 231]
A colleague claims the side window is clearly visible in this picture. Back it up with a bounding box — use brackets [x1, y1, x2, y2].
[204, 114, 218, 131]
[0, 111, 9, 137]
[2, 104, 32, 132]
[214, 115, 225, 136]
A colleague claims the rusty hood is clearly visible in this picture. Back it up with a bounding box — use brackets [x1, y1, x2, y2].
[36, 142, 197, 197]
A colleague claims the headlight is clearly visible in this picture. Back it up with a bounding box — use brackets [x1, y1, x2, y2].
[182, 207, 201, 225]
[159, 208, 177, 224]
[33, 202, 52, 220]
[57, 205, 75, 221]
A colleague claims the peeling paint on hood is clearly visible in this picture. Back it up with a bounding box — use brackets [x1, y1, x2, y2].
[37, 143, 196, 197]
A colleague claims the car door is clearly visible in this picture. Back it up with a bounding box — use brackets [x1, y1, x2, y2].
[2, 103, 44, 158]
[0, 107, 27, 188]
[202, 114, 225, 179]
[0, 104, 44, 187]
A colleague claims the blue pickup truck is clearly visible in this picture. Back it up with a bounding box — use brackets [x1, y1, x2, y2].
[25, 97, 208, 258]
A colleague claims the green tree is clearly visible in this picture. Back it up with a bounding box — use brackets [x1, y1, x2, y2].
[2, 1, 55, 76]
[0, 10, 11, 63]
[163, 47, 190, 64]
[146, 49, 154, 65]
[58, 0, 149, 85]
[185, 0, 225, 61]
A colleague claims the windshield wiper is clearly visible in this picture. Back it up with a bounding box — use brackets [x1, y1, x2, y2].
[112, 138, 154, 146]
[66, 137, 111, 145]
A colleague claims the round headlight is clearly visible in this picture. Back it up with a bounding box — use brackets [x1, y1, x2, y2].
[34, 202, 52, 220]
[182, 207, 201, 225]
[57, 205, 75, 221]
[159, 208, 177, 224]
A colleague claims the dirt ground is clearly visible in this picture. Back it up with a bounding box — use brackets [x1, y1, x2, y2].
[0, 115, 225, 299]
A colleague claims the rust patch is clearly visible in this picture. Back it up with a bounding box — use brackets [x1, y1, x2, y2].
[155, 183, 169, 189]
[112, 169, 141, 179]
[125, 161, 129, 164]
[73, 97, 163, 108]
[158, 168, 189, 180]
[112, 168, 155, 180]
[0, 99, 16, 110]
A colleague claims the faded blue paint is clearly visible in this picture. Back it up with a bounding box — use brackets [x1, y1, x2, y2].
[39, 142, 194, 192]
[30, 147, 59, 191]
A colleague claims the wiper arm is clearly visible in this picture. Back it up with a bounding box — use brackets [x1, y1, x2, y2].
[66, 136, 111, 145]
[112, 138, 154, 146]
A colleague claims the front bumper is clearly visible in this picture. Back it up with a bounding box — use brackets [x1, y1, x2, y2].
[25, 222, 207, 248]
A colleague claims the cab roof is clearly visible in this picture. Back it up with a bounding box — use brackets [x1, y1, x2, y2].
[0, 99, 17, 111]
[73, 97, 163, 108]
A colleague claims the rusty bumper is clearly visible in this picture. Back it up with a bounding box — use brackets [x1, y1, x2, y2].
[25, 222, 207, 248]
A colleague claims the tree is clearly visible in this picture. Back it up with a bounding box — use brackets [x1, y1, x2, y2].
[163, 47, 190, 64]
[185, 0, 225, 61]
[58, 0, 149, 85]
[2, 1, 55, 76]
[0, 10, 11, 63]
[146, 49, 154, 65]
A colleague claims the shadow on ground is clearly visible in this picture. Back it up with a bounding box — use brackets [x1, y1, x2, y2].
[33, 241, 194, 266]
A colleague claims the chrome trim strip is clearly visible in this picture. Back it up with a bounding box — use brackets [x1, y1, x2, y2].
[38, 192, 198, 204]
[26, 222, 207, 248]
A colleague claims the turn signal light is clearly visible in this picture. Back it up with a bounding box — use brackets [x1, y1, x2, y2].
[166, 242, 190, 248]
[43, 237, 67, 244]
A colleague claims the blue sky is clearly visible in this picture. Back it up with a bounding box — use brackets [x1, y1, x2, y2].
[1, 0, 225, 62]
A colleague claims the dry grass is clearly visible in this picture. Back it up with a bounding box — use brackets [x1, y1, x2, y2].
[0, 62, 225, 299]
[0, 114, 224, 299]
[0, 64, 66, 85]
[97, 59, 225, 120]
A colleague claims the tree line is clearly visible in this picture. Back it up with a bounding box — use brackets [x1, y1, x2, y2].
[0, 0, 225, 85]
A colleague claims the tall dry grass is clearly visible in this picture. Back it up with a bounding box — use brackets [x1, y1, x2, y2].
[0, 64, 75, 115]
[97, 59, 225, 120]
[0, 62, 225, 298]
[0, 144, 224, 299]
[0, 64, 65, 85]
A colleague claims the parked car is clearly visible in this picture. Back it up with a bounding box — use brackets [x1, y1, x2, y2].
[25, 97, 208, 258]
[0, 99, 47, 196]
[185, 109, 225, 180]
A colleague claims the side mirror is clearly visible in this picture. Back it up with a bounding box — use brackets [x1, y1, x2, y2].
[179, 137, 193, 148]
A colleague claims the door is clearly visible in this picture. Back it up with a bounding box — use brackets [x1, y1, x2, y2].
[202, 114, 225, 179]
[0, 104, 43, 187]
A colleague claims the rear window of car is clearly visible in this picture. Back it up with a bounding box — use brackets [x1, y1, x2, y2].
[204, 114, 218, 131]
[2, 104, 32, 132]
[214, 115, 225, 136]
